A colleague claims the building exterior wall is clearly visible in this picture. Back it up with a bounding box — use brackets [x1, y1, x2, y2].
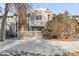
[29, 8, 53, 31]
[0, 15, 17, 37]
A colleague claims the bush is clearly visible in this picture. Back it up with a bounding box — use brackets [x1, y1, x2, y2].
[42, 11, 79, 40]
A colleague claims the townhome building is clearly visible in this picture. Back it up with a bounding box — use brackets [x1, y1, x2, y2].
[0, 8, 53, 38]
[28, 8, 53, 31]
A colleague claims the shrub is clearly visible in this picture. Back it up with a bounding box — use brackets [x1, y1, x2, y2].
[42, 11, 79, 40]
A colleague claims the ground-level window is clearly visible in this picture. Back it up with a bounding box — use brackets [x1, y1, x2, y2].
[32, 26, 44, 31]
[36, 15, 42, 20]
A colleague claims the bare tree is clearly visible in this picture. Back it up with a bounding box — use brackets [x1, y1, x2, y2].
[14, 3, 32, 31]
[14, 3, 27, 31]
[0, 3, 10, 41]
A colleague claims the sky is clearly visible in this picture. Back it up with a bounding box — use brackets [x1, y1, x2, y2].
[33, 3, 79, 15]
[0, 3, 79, 15]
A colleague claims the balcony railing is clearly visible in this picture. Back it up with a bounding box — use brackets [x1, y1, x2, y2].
[29, 20, 47, 26]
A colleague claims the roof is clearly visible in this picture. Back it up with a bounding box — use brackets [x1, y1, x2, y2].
[0, 16, 13, 18]
[72, 15, 79, 17]
[33, 8, 51, 12]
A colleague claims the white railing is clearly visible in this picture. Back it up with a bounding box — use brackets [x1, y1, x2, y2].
[29, 20, 47, 26]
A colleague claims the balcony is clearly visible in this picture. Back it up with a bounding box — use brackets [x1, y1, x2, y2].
[29, 20, 47, 26]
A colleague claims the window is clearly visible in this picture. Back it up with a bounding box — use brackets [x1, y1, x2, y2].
[36, 15, 42, 20]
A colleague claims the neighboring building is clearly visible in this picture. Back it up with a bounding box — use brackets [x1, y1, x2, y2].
[0, 15, 18, 37]
[72, 15, 79, 22]
[29, 8, 53, 31]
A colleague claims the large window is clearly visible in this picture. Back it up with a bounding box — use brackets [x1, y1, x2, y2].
[36, 15, 42, 20]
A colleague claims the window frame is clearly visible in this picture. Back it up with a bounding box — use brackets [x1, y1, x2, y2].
[35, 14, 42, 20]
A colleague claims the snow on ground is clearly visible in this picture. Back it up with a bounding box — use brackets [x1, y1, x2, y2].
[0, 37, 79, 56]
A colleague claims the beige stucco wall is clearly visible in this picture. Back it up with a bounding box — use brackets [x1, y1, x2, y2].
[29, 8, 53, 27]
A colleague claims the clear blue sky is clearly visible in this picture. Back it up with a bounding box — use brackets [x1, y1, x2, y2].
[33, 3, 79, 15]
[0, 3, 79, 15]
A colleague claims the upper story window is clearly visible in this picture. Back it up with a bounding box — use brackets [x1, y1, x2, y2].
[36, 15, 42, 20]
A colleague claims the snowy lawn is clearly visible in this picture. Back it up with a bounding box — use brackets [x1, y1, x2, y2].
[0, 37, 79, 56]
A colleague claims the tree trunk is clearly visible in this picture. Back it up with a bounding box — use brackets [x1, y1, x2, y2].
[0, 3, 9, 41]
[14, 3, 29, 32]
[18, 8, 27, 31]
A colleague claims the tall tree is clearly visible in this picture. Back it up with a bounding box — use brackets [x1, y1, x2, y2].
[14, 3, 32, 31]
[0, 3, 10, 41]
